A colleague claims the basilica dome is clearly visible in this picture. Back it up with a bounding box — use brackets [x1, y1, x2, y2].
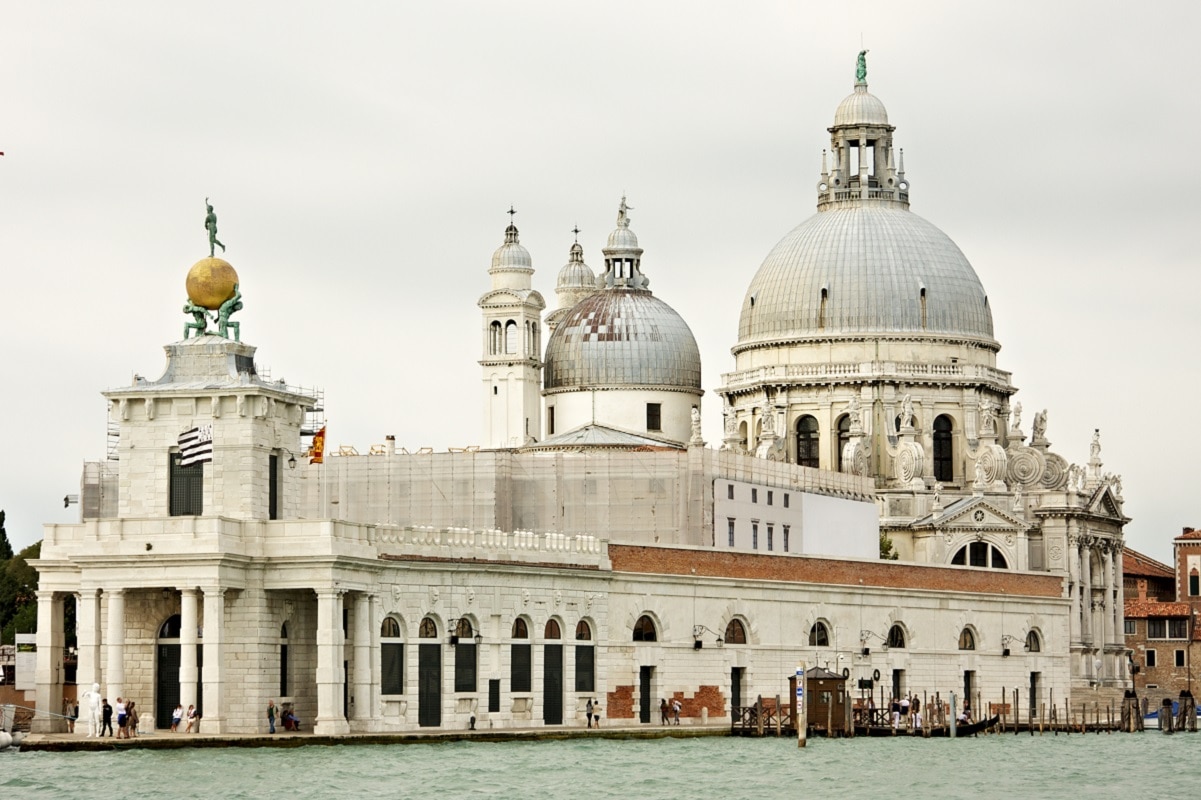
[544, 289, 701, 391]
[491, 223, 532, 270]
[736, 205, 995, 348]
[833, 83, 889, 127]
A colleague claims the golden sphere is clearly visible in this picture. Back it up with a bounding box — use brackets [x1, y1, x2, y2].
[186, 257, 239, 310]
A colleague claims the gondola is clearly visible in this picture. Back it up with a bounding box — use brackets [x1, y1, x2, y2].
[853, 715, 1000, 738]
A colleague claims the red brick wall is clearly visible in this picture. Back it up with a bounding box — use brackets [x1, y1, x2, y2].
[609, 545, 1064, 597]
[606, 685, 635, 720]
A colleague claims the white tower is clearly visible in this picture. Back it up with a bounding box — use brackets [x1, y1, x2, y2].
[479, 210, 546, 448]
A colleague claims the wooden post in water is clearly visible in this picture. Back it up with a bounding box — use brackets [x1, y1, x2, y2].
[949, 691, 958, 739]
[1050, 688, 1056, 735]
[1000, 687, 1006, 733]
[1040, 702, 1045, 735]
[756, 695, 764, 737]
[795, 664, 806, 748]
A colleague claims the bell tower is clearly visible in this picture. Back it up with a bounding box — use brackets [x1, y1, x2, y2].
[479, 209, 546, 448]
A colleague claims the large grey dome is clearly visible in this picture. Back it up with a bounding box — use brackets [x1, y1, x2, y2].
[736, 205, 996, 349]
[545, 289, 702, 391]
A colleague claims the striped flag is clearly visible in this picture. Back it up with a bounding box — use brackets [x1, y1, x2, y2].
[178, 425, 214, 467]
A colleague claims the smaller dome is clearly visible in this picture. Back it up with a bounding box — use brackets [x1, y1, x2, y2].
[557, 242, 595, 291]
[491, 224, 532, 270]
[834, 83, 889, 127]
[606, 225, 639, 250]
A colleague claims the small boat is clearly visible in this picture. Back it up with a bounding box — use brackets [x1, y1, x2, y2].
[853, 715, 999, 738]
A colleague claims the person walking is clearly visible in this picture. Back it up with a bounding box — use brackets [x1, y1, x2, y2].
[660, 698, 669, 725]
[127, 701, 139, 738]
[115, 697, 128, 739]
[585, 698, 594, 729]
[912, 695, 922, 730]
[671, 698, 682, 725]
[101, 699, 114, 737]
[267, 700, 276, 734]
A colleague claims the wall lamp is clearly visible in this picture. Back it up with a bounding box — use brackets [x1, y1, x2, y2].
[860, 629, 885, 656]
[692, 625, 724, 649]
[1001, 634, 1018, 657]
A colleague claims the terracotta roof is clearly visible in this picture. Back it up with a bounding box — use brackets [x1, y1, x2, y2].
[1123, 599, 1191, 619]
[1122, 547, 1175, 580]
[1177, 527, 1201, 540]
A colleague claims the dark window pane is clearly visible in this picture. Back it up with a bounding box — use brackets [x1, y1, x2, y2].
[633, 615, 657, 642]
[454, 643, 477, 692]
[574, 645, 595, 693]
[169, 455, 203, 516]
[382, 643, 404, 695]
[796, 415, 820, 469]
[511, 643, 532, 692]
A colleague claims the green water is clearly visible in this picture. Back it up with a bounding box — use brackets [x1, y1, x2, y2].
[3, 732, 1197, 799]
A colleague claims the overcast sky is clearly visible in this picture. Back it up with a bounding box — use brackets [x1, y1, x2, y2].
[3, 2, 1199, 563]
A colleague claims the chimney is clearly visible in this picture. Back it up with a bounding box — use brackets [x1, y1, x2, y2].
[385, 435, 396, 456]
[1137, 579, 1147, 602]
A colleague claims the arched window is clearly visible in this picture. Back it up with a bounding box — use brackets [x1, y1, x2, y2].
[574, 620, 595, 693]
[454, 618, 473, 639]
[159, 615, 182, 639]
[280, 622, 288, 639]
[633, 615, 657, 642]
[836, 415, 852, 472]
[796, 415, 820, 469]
[505, 320, 518, 354]
[1025, 630, 1041, 653]
[933, 415, 953, 481]
[958, 628, 976, 651]
[545, 620, 561, 639]
[887, 624, 906, 649]
[381, 617, 404, 695]
[512, 618, 532, 692]
[951, 542, 1009, 569]
[513, 618, 529, 638]
[490, 321, 502, 355]
[419, 617, 438, 638]
[575, 621, 592, 641]
[453, 619, 477, 692]
[724, 619, 747, 645]
[738, 421, 748, 450]
[808, 621, 830, 647]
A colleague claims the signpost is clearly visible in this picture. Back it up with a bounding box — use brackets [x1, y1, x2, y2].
[796, 662, 807, 748]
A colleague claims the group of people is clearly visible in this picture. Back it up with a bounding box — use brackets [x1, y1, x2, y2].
[89, 696, 142, 737]
[889, 695, 924, 730]
[659, 698, 682, 725]
[583, 698, 602, 728]
[170, 703, 200, 733]
[266, 700, 302, 733]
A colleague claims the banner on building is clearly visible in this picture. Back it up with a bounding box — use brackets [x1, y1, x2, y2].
[309, 426, 326, 464]
[178, 425, 214, 467]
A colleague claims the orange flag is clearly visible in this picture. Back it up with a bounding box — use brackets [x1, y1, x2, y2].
[309, 426, 326, 464]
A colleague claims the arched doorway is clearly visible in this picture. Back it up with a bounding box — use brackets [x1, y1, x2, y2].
[417, 617, 441, 727]
[543, 619, 563, 725]
[155, 614, 202, 729]
[796, 416, 819, 468]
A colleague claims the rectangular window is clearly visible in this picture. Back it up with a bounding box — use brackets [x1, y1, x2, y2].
[488, 679, 501, 713]
[767, 525, 774, 552]
[646, 403, 662, 432]
[575, 645, 595, 693]
[381, 643, 404, 695]
[1148, 620, 1167, 639]
[279, 644, 289, 697]
[751, 488, 758, 503]
[767, 491, 773, 506]
[169, 454, 203, 516]
[783, 525, 790, 553]
[1191, 572, 1200, 596]
[783, 493, 790, 508]
[727, 518, 735, 547]
[268, 453, 280, 520]
[454, 643, 477, 692]
[511, 643, 532, 692]
[1123, 619, 1136, 635]
[752, 522, 759, 550]
[1168, 619, 1188, 639]
[1146, 649, 1157, 667]
[727, 484, 734, 500]
[548, 407, 555, 435]
[1176, 650, 1186, 667]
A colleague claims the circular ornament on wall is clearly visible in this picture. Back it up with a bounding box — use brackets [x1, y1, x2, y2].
[1040, 453, 1069, 490]
[1007, 446, 1045, 486]
[897, 445, 920, 483]
[1049, 544, 1063, 563]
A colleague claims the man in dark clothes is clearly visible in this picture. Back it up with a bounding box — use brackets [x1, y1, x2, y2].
[101, 699, 114, 736]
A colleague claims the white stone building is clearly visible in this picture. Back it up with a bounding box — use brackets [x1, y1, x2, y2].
[32, 58, 1112, 735]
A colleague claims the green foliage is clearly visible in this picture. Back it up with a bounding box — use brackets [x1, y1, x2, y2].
[879, 530, 899, 561]
[0, 540, 41, 645]
[0, 510, 13, 560]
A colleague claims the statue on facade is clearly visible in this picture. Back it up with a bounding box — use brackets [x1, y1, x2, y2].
[1011, 401, 1022, 433]
[81, 682, 102, 737]
[856, 50, 869, 83]
[844, 396, 865, 432]
[932, 482, 943, 506]
[761, 402, 776, 436]
[978, 399, 997, 436]
[204, 198, 226, 258]
[973, 458, 987, 489]
[617, 195, 632, 227]
[723, 403, 737, 437]
[1013, 483, 1023, 513]
[183, 299, 212, 339]
[1032, 409, 1048, 441]
[899, 394, 914, 429]
[1090, 429, 1102, 461]
[690, 406, 703, 445]
[216, 283, 242, 341]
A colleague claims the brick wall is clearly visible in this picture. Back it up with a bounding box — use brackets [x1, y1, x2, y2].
[610, 545, 1064, 598]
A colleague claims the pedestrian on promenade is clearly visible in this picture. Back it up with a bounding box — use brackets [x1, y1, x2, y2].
[171, 704, 183, 732]
[268, 700, 276, 734]
[127, 701, 139, 738]
[185, 704, 198, 733]
[585, 698, 594, 729]
[101, 699, 114, 737]
[660, 698, 669, 725]
[890, 697, 900, 730]
[911, 696, 922, 730]
[900, 695, 910, 728]
[115, 697, 129, 739]
[672, 698, 681, 725]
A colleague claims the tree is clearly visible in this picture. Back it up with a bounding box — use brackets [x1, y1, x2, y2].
[0, 541, 40, 644]
[0, 510, 13, 561]
[879, 530, 899, 561]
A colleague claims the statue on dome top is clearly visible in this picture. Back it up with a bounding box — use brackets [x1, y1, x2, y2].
[204, 198, 226, 258]
[617, 196, 632, 228]
[856, 50, 869, 83]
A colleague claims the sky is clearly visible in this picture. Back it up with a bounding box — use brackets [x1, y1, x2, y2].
[2, 2, 1199, 562]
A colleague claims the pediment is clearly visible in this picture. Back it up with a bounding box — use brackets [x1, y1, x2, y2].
[1086, 484, 1126, 521]
[913, 496, 1026, 532]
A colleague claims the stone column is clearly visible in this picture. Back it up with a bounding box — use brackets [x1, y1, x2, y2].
[180, 588, 200, 713]
[32, 591, 66, 733]
[1080, 540, 1093, 645]
[315, 589, 350, 734]
[1068, 533, 1081, 645]
[1113, 545, 1125, 647]
[105, 589, 126, 701]
[351, 593, 374, 729]
[202, 587, 226, 733]
[1102, 544, 1115, 648]
[76, 589, 101, 691]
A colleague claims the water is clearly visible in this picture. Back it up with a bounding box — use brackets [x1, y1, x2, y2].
[3, 732, 1197, 799]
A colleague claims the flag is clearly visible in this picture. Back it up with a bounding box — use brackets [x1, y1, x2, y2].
[309, 426, 326, 464]
[178, 425, 213, 467]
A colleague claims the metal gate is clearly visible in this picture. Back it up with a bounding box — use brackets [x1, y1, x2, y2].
[639, 666, 653, 723]
[418, 643, 442, 727]
[543, 644, 563, 725]
[731, 667, 744, 711]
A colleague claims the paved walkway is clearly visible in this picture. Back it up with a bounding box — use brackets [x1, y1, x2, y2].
[19, 722, 732, 752]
